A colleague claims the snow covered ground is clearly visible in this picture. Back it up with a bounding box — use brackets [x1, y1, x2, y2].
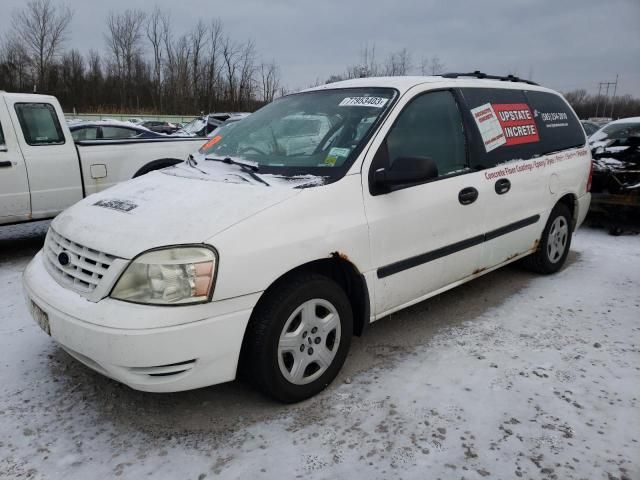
[1, 221, 638, 480]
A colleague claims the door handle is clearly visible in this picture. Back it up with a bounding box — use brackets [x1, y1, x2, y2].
[0, 161, 12, 168]
[458, 187, 479, 205]
[495, 178, 511, 195]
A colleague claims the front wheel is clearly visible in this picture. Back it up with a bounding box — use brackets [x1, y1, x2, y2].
[522, 203, 572, 274]
[242, 274, 353, 403]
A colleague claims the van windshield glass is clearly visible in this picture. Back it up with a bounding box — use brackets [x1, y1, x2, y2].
[197, 88, 395, 174]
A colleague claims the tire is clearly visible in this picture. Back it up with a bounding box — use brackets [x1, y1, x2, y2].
[242, 273, 353, 403]
[522, 203, 572, 274]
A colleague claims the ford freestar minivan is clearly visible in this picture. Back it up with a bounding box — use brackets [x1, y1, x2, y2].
[24, 74, 592, 402]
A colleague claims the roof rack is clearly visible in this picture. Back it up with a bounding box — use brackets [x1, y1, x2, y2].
[441, 71, 539, 86]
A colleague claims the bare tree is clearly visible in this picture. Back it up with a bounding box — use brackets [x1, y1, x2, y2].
[260, 61, 280, 103]
[420, 55, 446, 75]
[222, 36, 240, 107]
[146, 7, 165, 110]
[346, 44, 379, 79]
[204, 19, 223, 111]
[237, 40, 256, 109]
[0, 36, 33, 91]
[384, 48, 411, 76]
[105, 9, 146, 108]
[190, 20, 208, 110]
[1, 7, 284, 114]
[11, 0, 73, 91]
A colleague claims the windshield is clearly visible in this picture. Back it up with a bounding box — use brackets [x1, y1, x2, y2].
[592, 122, 640, 142]
[197, 88, 396, 174]
[181, 117, 207, 135]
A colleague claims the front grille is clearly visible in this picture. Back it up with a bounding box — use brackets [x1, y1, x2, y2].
[44, 228, 116, 294]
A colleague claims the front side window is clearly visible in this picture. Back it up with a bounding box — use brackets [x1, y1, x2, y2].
[382, 90, 467, 177]
[14, 103, 65, 145]
[101, 126, 139, 139]
[198, 88, 396, 176]
[0, 122, 5, 146]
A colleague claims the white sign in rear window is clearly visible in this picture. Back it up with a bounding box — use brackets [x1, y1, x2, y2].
[470, 103, 507, 153]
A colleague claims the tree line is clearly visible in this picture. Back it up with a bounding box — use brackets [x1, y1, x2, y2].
[0, 0, 281, 114]
[563, 89, 640, 120]
[1, 1, 638, 119]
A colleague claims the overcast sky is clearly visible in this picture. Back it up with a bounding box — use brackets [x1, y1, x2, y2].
[1, 0, 639, 96]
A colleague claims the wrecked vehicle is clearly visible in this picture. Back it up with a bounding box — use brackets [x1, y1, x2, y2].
[23, 74, 591, 403]
[589, 117, 640, 232]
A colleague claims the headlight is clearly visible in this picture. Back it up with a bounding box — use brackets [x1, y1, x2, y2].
[110, 246, 217, 305]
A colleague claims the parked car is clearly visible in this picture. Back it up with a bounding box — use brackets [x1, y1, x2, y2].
[589, 117, 640, 148]
[580, 120, 600, 137]
[70, 121, 165, 141]
[23, 74, 591, 403]
[0, 92, 203, 226]
[589, 117, 640, 231]
[175, 112, 250, 137]
[142, 120, 180, 134]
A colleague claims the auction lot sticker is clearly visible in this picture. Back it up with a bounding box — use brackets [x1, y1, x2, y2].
[339, 96, 388, 108]
[470, 103, 506, 152]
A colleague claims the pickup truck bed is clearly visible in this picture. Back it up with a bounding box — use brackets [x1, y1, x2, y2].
[0, 92, 202, 226]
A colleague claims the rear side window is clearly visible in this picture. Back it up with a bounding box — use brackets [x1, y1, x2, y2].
[524, 90, 585, 152]
[14, 103, 65, 145]
[0, 122, 5, 145]
[461, 88, 586, 169]
[101, 126, 139, 139]
[460, 88, 542, 168]
[71, 126, 99, 141]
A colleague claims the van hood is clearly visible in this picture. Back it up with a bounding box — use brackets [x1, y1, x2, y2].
[52, 167, 307, 259]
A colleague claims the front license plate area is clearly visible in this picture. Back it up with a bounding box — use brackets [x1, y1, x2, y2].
[29, 300, 50, 336]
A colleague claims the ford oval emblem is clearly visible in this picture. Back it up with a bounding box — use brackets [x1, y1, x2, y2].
[58, 251, 70, 266]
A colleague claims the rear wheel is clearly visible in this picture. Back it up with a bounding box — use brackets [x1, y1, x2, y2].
[243, 273, 352, 403]
[522, 203, 572, 274]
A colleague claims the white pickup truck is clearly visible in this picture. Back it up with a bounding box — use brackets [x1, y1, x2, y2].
[0, 92, 203, 226]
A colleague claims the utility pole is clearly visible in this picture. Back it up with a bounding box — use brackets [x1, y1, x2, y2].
[609, 74, 619, 119]
[595, 77, 618, 118]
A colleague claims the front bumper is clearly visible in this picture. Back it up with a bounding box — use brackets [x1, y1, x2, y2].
[23, 251, 259, 392]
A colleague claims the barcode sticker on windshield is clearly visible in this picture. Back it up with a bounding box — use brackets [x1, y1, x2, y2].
[339, 97, 388, 108]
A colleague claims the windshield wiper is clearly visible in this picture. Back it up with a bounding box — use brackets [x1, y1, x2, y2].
[205, 156, 269, 186]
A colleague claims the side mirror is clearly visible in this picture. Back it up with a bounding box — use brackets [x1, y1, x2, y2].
[374, 156, 438, 186]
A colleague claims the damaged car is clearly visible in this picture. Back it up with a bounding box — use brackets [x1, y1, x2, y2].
[589, 117, 640, 232]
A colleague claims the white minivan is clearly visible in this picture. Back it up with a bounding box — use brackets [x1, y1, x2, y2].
[23, 74, 592, 402]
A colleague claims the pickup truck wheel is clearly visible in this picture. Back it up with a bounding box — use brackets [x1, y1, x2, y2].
[244, 273, 353, 403]
[522, 203, 572, 274]
[133, 159, 182, 178]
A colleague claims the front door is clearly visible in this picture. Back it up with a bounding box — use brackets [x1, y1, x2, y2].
[0, 104, 30, 221]
[363, 89, 488, 317]
[8, 98, 82, 218]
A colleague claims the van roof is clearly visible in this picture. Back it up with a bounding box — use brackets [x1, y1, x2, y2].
[304, 75, 555, 96]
